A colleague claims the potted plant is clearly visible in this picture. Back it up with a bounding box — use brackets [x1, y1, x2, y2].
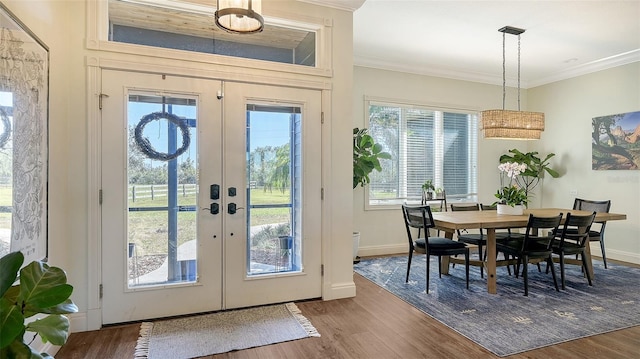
[0, 251, 78, 358]
[494, 162, 528, 214]
[422, 180, 435, 200]
[353, 127, 391, 262]
[499, 149, 560, 200]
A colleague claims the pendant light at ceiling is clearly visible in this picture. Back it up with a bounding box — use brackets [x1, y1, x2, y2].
[481, 26, 544, 140]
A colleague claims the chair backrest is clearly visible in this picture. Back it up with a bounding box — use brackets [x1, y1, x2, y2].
[450, 203, 480, 235]
[573, 198, 610, 232]
[520, 213, 563, 251]
[573, 198, 611, 213]
[480, 203, 497, 211]
[450, 203, 480, 212]
[557, 211, 597, 248]
[402, 204, 435, 249]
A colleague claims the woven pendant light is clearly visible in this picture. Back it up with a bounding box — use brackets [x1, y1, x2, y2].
[481, 26, 544, 140]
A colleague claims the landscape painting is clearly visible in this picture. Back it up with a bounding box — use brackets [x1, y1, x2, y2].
[592, 111, 640, 170]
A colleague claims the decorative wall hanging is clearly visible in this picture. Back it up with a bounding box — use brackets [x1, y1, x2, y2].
[134, 112, 191, 161]
[0, 3, 49, 262]
[592, 111, 640, 170]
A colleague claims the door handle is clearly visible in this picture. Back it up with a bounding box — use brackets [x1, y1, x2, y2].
[210, 203, 219, 215]
[228, 203, 244, 214]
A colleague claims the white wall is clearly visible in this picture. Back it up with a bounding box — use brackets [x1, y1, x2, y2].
[354, 64, 640, 264]
[529, 63, 640, 264]
[3, 0, 356, 334]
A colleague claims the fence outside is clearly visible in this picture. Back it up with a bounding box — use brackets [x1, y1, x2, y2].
[129, 184, 197, 202]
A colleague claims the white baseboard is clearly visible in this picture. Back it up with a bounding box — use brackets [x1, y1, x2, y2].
[589, 244, 640, 265]
[357, 243, 406, 258]
[323, 281, 356, 300]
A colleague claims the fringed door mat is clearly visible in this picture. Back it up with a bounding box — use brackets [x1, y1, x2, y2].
[355, 255, 640, 357]
[135, 302, 320, 359]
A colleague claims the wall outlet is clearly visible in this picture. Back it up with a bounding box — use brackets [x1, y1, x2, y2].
[569, 189, 578, 196]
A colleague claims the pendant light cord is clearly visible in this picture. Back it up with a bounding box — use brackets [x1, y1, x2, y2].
[502, 31, 523, 111]
[502, 31, 506, 111]
[517, 34, 521, 111]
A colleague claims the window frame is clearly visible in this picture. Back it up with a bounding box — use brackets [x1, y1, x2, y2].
[363, 97, 479, 210]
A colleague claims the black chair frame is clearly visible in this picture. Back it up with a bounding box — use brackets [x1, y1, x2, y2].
[402, 204, 470, 293]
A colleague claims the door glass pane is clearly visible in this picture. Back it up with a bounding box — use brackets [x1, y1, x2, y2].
[127, 93, 198, 287]
[246, 104, 301, 275]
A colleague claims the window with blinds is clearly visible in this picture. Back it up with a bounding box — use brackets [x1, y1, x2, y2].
[366, 100, 478, 206]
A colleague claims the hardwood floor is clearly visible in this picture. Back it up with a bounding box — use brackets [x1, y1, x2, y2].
[57, 273, 640, 359]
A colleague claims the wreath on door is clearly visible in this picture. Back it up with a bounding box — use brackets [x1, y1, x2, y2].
[134, 112, 191, 161]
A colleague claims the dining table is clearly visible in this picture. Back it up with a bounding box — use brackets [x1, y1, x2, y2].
[432, 207, 627, 294]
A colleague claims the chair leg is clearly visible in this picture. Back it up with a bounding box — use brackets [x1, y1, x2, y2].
[599, 236, 608, 269]
[426, 254, 430, 294]
[548, 256, 560, 292]
[406, 251, 413, 283]
[478, 244, 484, 278]
[581, 251, 593, 286]
[559, 253, 566, 290]
[523, 256, 529, 296]
[438, 256, 443, 278]
[465, 250, 470, 289]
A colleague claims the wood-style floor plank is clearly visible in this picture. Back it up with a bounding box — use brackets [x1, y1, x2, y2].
[57, 272, 640, 359]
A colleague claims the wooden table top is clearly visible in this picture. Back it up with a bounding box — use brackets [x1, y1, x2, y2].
[432, 207, 627, 231]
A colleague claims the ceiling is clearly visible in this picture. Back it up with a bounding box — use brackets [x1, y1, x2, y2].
[350, 0, 640, 88]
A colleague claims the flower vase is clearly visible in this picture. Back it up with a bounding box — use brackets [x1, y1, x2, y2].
[497, 204, 524, 215]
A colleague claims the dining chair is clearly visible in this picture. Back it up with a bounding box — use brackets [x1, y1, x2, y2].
[450, 203, 486, 278]
[496, 213, 563, 296]
[401, 204, 469, 293]
[570, 198, 612, 268]
[547, 211, 597, 289]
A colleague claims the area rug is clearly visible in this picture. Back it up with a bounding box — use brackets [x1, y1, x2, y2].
[134, 302, 320, 359]
[354, 255, 640, 357]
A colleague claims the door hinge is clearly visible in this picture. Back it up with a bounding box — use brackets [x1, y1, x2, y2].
[321, 112, 324, 124]
[98, 93, 109, 110]
[99, 189, 103, 205]
[99, 284, 103, 299]
[321, 264, 324, 276]
[321, 188, 324, 200]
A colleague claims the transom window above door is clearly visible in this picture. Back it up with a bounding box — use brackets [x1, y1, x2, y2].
[107, 0, 317, 67]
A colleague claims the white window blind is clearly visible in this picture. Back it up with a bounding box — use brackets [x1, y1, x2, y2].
[366, 100, 478, 206]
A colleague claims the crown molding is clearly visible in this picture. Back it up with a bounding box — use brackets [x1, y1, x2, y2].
[528, 49, 640, 88]
[297, 0, 366, 12]
[355, 49, 640, 89]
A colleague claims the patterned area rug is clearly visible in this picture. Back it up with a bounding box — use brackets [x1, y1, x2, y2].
[134, 303, 320, 359]
[354, 255, 640, 357]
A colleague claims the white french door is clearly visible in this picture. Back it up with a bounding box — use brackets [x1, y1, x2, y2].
[222, 82, 322, 309]
[100, 70, 322, 324]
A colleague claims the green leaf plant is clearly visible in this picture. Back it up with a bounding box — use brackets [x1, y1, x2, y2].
[499, 148, 560, 200]
[353, 127, 392, 189]
[0, 251, 78, 358]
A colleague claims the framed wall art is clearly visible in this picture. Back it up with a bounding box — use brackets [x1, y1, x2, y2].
[0, 2, 49, 262]
[592, 111, 640, 170]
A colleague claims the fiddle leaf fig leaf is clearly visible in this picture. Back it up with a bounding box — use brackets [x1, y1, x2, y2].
[26, 314, 70, 346]
[0, 298, 25, 349]
[19, 262, 70, 313]
[0, 252, 23, 298]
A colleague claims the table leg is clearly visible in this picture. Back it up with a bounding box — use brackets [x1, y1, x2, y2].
[583, 230, 595, 279]
[441, 230, 454, 274]
[486, 228, 497, 294]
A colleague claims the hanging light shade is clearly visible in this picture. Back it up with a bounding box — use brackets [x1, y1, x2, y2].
[215, 0, 264, 34]
[481, 26, 545, 140]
